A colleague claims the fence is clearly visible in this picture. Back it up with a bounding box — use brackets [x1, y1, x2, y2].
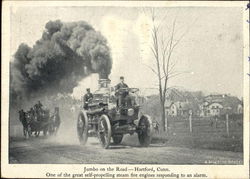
[153, 113, 243, 152]
[166, 114, 243, 136]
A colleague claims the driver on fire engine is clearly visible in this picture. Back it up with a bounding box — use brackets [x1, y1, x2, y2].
[115, 76, 129, 108]
[83, 88, 93, 109]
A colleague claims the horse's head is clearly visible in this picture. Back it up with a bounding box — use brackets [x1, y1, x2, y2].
[19, 109, 24, 115]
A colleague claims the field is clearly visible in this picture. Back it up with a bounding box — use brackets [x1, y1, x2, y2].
[152, 115, 243, 152]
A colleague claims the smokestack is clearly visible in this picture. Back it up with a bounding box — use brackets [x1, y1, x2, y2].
[99, 68, 109, 79]
[98, 79, 111, 89]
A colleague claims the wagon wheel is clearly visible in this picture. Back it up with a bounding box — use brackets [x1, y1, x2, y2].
[98, 115, 111, 149]
[137, 115, 153, 147]
[112, 134, 123, 144]
[77, 111, 88, 145]
[35, 131, 40, 137]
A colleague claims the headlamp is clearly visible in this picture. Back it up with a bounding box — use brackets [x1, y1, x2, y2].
[128, 108, 134, 116]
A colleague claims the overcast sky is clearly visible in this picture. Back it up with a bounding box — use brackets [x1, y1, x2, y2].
[10, 6, 243, 99]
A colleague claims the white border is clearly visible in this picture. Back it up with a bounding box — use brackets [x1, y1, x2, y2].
[1, 1, 249, 178]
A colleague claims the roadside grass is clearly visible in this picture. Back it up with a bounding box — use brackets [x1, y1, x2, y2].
[151, 118, 243, 152]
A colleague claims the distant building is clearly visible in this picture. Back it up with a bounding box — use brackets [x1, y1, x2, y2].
[165, 101, 199, 117]
[237, 104, 243, 114]
[200, 102, 223, 117]
[165, 88, 202, 117]
[165, 102, 177, 116]
[200, 94, 243, 117]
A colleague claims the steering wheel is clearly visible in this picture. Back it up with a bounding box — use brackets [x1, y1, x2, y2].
[116, 88, 129, 95]
[129, 88, 139, 93]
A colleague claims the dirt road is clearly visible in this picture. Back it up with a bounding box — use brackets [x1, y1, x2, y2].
[9, 133, 243, 164]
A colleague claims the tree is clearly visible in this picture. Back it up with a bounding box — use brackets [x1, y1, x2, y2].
[144, 9, 190, 132]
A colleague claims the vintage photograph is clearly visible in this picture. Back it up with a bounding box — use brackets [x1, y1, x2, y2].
[5, 2, 246, 167]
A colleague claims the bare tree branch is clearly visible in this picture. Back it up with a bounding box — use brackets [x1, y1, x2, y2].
[142, 63, 159, 76]
[168, 71, 190, 79]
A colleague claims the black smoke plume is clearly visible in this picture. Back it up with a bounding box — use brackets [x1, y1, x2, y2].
[10, 20, 112, 105]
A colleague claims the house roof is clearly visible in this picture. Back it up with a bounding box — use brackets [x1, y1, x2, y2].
[165, 101, 173, 108]
[221, 96, 242, 109]
[207, 102, 223, 108]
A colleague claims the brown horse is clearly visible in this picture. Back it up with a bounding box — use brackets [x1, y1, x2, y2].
[49, 107, 61, 135]
[18, 110, 29, 138]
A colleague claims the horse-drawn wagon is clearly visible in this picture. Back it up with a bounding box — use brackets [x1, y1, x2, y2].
[18, 106, 60, 138]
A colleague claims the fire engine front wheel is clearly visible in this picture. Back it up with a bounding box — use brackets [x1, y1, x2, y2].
[137, 115, 153, 147]
[98, 115, 111, 149]
[77, 111, 88, 145]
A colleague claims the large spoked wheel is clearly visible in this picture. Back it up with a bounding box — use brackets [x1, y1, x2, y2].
[98, 115, 111, 149]
[137, 115, 153, 147]
[112, 134, 123, 144]
[77, 111, 89, 145]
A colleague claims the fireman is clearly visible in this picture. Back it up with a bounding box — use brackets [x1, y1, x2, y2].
[115, 76, 129, 90]
[83, 88, 93, 109]
[115, 76, 129, 108]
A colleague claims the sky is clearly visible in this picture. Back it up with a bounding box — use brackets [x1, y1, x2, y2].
[10, 6, 244, 99]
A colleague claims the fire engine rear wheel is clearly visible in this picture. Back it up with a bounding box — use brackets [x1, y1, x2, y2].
[112, 135, 123, 144]
[138, 115, 153, 147]
[77, 111, 88, 145]
[98, 115, 111, 149]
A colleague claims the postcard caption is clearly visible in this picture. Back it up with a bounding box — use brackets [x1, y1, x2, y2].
[45, 166, 208, 178]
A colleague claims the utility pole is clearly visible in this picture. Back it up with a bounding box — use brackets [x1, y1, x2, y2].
[189, 110, 193, 133]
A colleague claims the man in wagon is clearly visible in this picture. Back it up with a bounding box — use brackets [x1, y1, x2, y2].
[83, 88, 93, 109]
[34, 101, 44, 121]
[34, 101, 42, 113]
[29, 107, 36, 122]
[36, 101, 43, 110]
[115, 76, 129, 108]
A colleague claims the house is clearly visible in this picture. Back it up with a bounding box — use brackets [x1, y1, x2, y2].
[163, 89, 242, 118]
[237, 103, 243, 114]
[165, 101, 199, 117]
[165, 101, 179, 116]
[165, 88, 202, 117]
[200, 94, 243, 117]
[200, 102, 223, 117]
